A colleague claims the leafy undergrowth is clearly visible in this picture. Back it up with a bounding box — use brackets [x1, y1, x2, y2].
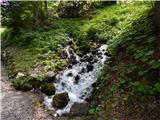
[89, 2, 160, 120]
[2, 1, 160, 119]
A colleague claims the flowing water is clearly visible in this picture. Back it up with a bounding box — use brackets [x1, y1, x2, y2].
[44, 38, 108, 116]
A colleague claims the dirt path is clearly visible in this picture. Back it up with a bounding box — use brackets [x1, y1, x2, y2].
[1, 64, 55, 120]
[1, 64, 84, 120]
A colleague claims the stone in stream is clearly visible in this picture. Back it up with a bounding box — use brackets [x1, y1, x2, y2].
[67, 72, 73, 77]
[61, 82, 66, 87]
[41, 83, 55, 96]
[67, 40, 73, 45]
[61, 50, 68, 59]
[79, 68, 85, 74]
[69, 56, 78, 65]
[52, 92, 69, 109]
[86, 64, 94, 72]
[80, 54, 93, 63]
[74, 75, 80, 84]
[68, 64, 72, 68]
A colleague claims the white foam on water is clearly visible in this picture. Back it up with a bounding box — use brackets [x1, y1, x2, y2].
[44, 39, 108, 117]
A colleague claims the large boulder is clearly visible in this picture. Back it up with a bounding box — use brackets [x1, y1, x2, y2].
[41, 83, 55, 96]
[52, 92, 70, 109]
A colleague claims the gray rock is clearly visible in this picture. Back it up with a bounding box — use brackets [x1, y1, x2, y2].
[16, 72, 25, 79]
[69, 102, 89, 116]
[45, 71, 56, 83]
[28, 64, 42, 78]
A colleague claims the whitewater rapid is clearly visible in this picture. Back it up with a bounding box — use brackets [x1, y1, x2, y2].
[44, 38, 108, 116]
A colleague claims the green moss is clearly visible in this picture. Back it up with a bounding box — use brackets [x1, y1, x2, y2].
[41, 83, 55, 96]
[28, 78, 42, 89]
[21, 83, 33, 92]
[52, 92, 69, 109]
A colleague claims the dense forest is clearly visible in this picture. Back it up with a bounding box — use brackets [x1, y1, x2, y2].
[1, 1, 160, 120]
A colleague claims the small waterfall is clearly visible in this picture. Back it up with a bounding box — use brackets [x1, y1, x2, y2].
[44, 37, 108, 116]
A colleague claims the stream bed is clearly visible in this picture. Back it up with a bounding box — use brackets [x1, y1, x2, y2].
[44, 38, 108, 116]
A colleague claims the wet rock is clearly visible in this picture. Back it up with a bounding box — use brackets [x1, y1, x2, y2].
[86, 55, 93, 62]
[74, 75, 80, 84]
[67, 37, 74, 45]
[61, 82, 66, 87]
[69, 56, 78, 65]
[45, 71, 56, 83]
[86, 64, 94, 72]
[52, 92, 69, 109]
[41, 83, 55, 96]
[61, 50, 68, 59]
[68, 64, 72, 68]
[104, 52, 108, 56]
[96, 52, 102, 55]
[91, 58, 98, 64]
[67, 72, 73, 77]
[79, 68, 85, 74]
[92, 82, 97, 87]
[69, 103, 89, 116]
[68, 40, 73, 45]
[16, 72, 25, 79]
[93, 49, 99, 54]
[81, 54, 93, 63]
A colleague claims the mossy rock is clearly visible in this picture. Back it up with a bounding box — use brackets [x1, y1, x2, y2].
[52, 92, 70, 109]
[41, 83, 55, 96]
[28, 78, 42, 89]
[21, 83, 33, 92]
[45, 71, 56, 83]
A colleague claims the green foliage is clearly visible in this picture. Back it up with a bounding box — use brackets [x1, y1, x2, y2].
[88, 105, 101, 115]
[154, 82, 160, 93]
[1, 28, 14, 41]
[3, 3, 159, 118]
[41, 83, 55, 96]
[12, 79, 25, 90]
[57, 1, 92, 18]
[12, 79, 33, 91]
